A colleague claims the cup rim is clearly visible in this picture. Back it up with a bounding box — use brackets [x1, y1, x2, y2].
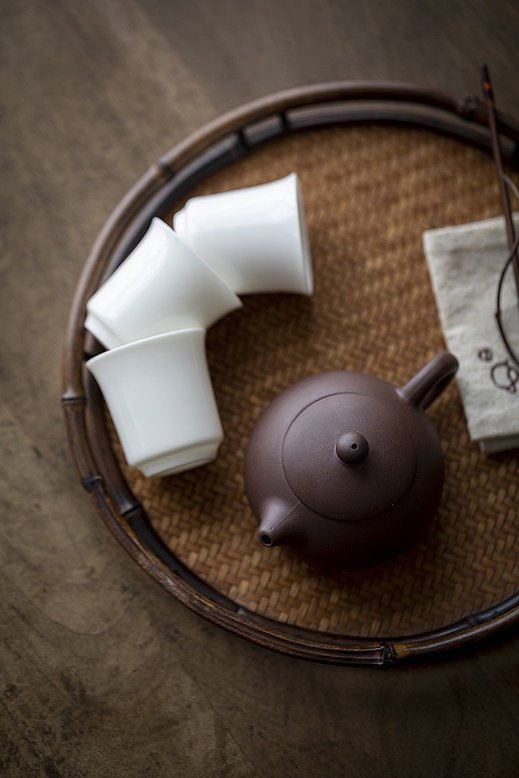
[85, 326, 205, 368]
[292, 173, 314, 295]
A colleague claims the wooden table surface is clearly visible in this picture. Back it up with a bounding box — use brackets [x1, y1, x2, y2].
[2, 1, 519, 775]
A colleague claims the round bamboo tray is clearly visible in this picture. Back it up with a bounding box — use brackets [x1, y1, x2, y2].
[62, 81, 519, 666]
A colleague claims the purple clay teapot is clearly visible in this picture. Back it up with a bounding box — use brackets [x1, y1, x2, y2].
[244, 352, 458, 569]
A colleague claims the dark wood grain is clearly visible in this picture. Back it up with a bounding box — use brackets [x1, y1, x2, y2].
[2, 0, 519, 775]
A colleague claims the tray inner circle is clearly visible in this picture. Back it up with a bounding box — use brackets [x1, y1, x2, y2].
[106, 123, 518, 639]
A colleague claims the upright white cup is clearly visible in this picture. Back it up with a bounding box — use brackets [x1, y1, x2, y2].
[85, 218, 242, 349]
[172, 173, 313, 296]
[86, 328, 223, 477]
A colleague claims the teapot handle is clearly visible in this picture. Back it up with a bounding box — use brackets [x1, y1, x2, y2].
[399, 352, 458, 410]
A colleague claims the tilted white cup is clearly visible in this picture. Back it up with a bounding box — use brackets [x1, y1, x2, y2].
[172, 173, 313, 296]
[86, 328, 223, 477]
[85, 218, 242, 349]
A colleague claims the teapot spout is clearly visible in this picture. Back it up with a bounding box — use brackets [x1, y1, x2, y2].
[258, 500, 300, 547]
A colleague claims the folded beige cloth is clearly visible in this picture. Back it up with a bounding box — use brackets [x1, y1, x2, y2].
[423, 214, 519, 454]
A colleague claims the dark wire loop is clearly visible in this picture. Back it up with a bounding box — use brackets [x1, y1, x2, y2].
[496, 227, 519, 366]
[482, 65, 519, 366]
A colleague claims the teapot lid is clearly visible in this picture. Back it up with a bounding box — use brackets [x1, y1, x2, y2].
[282, 391, 417, 521]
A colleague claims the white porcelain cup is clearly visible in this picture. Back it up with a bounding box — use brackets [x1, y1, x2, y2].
[86, 328, 223, 477]
[172, 173, 313, 296]
[85, 218, 242, 349]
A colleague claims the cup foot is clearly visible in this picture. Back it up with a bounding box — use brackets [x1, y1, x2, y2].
[135, 441, 222, 477]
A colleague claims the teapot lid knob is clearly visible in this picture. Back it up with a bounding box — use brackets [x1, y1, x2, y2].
[335, 432, 369, 466]
[281, 392, 416, 521]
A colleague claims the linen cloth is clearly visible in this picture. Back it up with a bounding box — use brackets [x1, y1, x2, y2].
[423, 214, 519, 453]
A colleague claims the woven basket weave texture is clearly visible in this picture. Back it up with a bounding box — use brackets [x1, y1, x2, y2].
[109, 124, 518, 638]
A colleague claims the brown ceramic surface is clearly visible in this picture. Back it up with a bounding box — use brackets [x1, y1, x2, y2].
[243, 354, 458, 568]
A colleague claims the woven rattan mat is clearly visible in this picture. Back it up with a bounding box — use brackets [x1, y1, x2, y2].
[109, 124, 518, 638]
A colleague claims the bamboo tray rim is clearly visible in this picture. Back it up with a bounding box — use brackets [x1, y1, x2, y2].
[62, 80, 519, 667]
